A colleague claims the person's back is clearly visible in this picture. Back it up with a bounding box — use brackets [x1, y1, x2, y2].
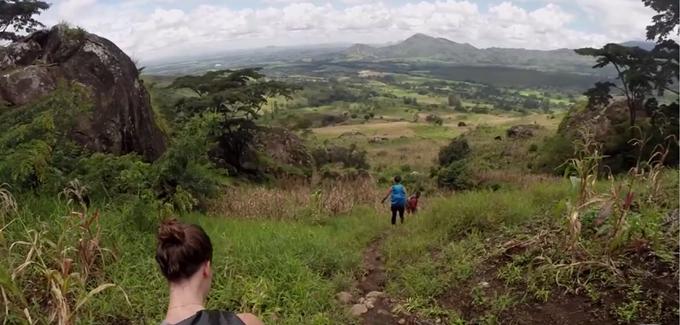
[391, 183, 407, 206]
[382, 176, 408, 225]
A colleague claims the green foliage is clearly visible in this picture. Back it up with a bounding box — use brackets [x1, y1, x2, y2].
[0, 0, 50, 41]
[436, 160, 472, 190]
[311, 144, 370, 170]
[644, 0, 679, 41]
[576, 1, 678, 126]
[168, 69, 299, 173]
[0, 84, 91, 191]
[533, 133, 573, 174]
[73, 153, 152, 198]
[152, 113, 224, 210]
[425, 114, 443, 126]
[438, 136, 470, 166]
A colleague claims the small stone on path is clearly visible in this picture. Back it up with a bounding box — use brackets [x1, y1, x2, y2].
[336, 291, 352, 304]
[350, 304, 368, 317]
[398, 319, 406, 324]
[377, 309, 390, 316]
[366, 291, 384, 299]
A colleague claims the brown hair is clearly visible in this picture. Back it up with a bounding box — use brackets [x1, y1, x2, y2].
[155, 219, 213, 282]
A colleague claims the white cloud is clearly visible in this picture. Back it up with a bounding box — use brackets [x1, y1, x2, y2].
[39, 0, 656, 61]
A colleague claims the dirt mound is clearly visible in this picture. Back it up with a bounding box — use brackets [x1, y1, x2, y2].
[0, 25, 166, 160]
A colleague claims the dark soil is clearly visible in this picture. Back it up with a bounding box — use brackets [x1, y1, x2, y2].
[436, 234, 678, 325]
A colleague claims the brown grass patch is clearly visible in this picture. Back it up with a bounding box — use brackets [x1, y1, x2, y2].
[209, 178, 382, 220]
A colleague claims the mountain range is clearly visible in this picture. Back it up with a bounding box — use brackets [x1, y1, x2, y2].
[336, 33, 607, 74]
[145, 33, 653, 77]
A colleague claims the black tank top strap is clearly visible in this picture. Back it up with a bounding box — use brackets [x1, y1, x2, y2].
[188, 310, 246, 325]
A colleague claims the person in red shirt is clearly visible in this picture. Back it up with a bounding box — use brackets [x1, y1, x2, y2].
[406, 191, 421, 215]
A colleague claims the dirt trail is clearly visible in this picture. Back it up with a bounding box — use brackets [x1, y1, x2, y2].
[357, 236, 431, 325]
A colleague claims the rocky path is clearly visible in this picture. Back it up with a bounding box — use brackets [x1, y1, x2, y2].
[337, 235, 432, 325]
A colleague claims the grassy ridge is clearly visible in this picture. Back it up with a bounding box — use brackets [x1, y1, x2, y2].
[383, 172, 679, 324]
[385, 181, 569, 299]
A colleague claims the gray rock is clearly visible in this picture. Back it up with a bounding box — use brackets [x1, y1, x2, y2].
[366, 291, 384, 299]
[0, 66, 56, 105]
[336, 291, 353, 304]
[349, 304, 368, 317]
[377, 309, 390, 316]
[398, 319, 406, 324]
[506, 124, 541, 139]
[0, 25, 166, 161]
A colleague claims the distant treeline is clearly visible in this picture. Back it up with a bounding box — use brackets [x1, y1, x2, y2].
[273, 61, 603, 90]
[418, 64, 601, 90]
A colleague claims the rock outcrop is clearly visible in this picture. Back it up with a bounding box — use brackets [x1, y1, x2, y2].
[0, 25, 166, 161]
[506, 124, 542, 139]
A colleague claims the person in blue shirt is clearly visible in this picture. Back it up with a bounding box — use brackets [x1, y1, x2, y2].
[381, 175, 408, 225]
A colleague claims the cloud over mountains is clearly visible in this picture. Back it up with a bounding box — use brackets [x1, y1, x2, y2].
[42, 0, 656, 61]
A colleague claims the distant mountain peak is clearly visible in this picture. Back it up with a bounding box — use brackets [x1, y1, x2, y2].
[406, 33, 435, 40]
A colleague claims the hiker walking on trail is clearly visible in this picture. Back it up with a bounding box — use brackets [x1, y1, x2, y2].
[381, 175, 407, 225]
[406, 191, 420, 215]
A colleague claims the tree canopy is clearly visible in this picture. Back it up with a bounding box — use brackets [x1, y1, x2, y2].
[0, 0, 50, 42]
[168, 68, 299, 173]
[576, 0, 678, 126]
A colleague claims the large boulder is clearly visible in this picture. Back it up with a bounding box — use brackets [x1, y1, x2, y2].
[253, 127, 313, 172]
[223, 127, 314, 179]
[0, 25, 166, 161]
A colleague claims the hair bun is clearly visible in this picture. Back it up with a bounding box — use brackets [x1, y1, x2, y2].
[158, 218, 185, 245]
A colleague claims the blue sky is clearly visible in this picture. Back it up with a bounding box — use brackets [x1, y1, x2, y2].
[40, 0, 658, 61]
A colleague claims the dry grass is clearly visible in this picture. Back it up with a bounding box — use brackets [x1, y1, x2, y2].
[0, 183, 17, 222]
[368, 139, 445, 171]
[209, 178, 382, 220]
[473, 169, 560, 189]
[311, 121, 416, 139]
[1, 195, 127, 324]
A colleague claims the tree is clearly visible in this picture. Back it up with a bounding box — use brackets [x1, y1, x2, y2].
[168, 68, 299, 172]
[448, 94, 463, 111]
[576, 0, 678, 126]
[0, 0, 50, 42]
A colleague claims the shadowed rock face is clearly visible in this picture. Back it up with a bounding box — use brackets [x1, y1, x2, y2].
[0, 25, 166, 161]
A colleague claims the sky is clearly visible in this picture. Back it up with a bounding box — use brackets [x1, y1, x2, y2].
[38, 0, 658, 62]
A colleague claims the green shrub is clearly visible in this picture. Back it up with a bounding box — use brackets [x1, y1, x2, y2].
[73, 153, 152, 198]
[436, 160, 473, 190]
[311, 144, 370, 170]
[438, 136, 471, 166]
[425, 114, 443, 126]
[533, 133, 572, 174]
[152, 114, 224, 210]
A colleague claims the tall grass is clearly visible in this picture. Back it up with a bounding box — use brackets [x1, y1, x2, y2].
[210, 178, 381, 220]
[384, 181, 570, 301]
[1, 194, 127, 324]
[3, 190, 389, 324]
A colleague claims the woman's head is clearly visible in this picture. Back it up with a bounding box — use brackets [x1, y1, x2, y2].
[394, 175, 402, 183]
[156, 219, 213, 288]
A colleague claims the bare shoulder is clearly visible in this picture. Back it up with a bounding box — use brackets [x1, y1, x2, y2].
[237, 313, 264, 325]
